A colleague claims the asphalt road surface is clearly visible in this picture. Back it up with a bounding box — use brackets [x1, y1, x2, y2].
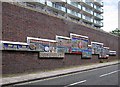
[15, 63, 120, 86]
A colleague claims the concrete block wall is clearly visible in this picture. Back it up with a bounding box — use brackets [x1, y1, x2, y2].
[1, 2, 119, 74]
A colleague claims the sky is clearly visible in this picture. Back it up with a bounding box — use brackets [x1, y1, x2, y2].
[102, 0, 119, 32]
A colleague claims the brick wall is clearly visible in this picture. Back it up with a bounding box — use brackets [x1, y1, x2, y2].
[2, 3, 119, 74]
[2, 51, 116, 74]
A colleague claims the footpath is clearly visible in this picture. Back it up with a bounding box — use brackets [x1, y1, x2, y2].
[1, 60, 119, 86]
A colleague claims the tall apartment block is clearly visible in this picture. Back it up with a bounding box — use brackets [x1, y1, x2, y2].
[13, 0, 103, 29]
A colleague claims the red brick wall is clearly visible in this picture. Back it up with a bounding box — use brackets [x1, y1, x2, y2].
[1, 51, 78, 74]
[2, 51, 116, 74]
[2, 3, 119, 74]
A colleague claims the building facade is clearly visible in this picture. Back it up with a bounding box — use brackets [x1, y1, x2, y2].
[16, 0, 103, 29]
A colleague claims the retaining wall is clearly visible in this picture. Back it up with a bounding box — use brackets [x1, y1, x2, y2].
[1, 2, 119, 74]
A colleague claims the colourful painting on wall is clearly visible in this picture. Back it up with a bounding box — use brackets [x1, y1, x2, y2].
[109, 50, 116, 56]
[70, 33, 89, 55]
[101, 47, 109, 58]
[56, 35, 71, 53]
[82, 45, 92, 58]
[91, 42, 103, 56]
[27, 37, 57, 52]
[0, 33, 116, 59]
[0, 41, 28, 51]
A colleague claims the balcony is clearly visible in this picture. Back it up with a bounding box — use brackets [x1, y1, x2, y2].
[86, 2, 93, 7]
[82, 0, 93, 8]
[82, 15, 93, 23]
[94, 0, 103, 6]
[67, 1, 81, 10]
[94, 13, 103, 19]
[53, 4, 66, 12]
[67, 9, 81, 18]
[94, 20, 103, 26]
[47, 1, 52, 6]
[47, 1, 66, 12]
[94, 5, 103, 13]
[82, 6, 93, 15]
[36, 0, 45, 5]
[57, 0, 66, 2]
[26, 0, 45, 6]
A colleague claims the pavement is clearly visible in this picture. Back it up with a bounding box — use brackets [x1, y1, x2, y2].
[1, 60, 119, 86]
[17, 63, 119, 86]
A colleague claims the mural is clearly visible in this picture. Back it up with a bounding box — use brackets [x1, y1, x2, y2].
[70, 33, 89, 55]
[82, 45, 92, 58]
[101, 47, 109, 58]
[109, 50, 116, 56]
[27, 37, 57, 52]
[0, 33, 117, 58]
[91, 42, 103, 56]
[56, 35, 71, 53]
[0, 41, 28, 51]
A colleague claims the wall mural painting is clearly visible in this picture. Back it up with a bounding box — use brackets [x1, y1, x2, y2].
[101, 47, 110, 58]
[0, 33, 117, 58]
[56, 35, 71, 53]
[0, 41, 29, 51]
[82, 45, 92, 58]
[70, 33, 89, 56]
[109, 51, 116, 56]
[91, 42, 103, 57]
[27, 37, 57, 52]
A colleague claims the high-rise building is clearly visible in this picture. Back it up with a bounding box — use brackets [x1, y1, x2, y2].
[13, 0, 104, 29]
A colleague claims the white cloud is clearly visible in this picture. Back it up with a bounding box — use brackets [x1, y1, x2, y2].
[102, 0, 119, 32]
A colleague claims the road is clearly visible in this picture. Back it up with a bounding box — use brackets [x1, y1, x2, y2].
[15, 63, 120, 86]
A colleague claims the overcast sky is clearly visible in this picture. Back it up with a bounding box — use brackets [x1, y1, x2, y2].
[102, 0, 119, 32]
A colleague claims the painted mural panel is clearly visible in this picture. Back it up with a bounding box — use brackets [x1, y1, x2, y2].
[82, 45, 92, 58]
[0, 41, 28, 51]
[101, 47, 109, 58]
[91, 42, 103, 56]
[109, 50, 116, 56]
[70, 33, 89, 55]
[0, 34, 115, 59]
[27, 37, 57, 52]
[56, 35, 71, 53]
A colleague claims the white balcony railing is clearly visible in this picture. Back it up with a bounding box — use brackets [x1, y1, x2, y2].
[47, 1, 66, 12]
[53, 4, 66, 12]
[67, 1, 81, 9]
[67, 9, 81, 18]
[82, 7, 93, 15]
[36, 0, 45, 4]
[86, 2, 93, 7]
[81, 0, 94, 8]
[82, 15, 93, 22]
[94, 13, 103, 19]
[82, 0, 87, 2]
[47, 1, 52, 7]
[94, 0, 103, 6]
[94, 20, 103, 26]
[94, 5, 103, 12]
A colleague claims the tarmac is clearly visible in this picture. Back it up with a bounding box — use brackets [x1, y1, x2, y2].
[1, 60, 119, 86]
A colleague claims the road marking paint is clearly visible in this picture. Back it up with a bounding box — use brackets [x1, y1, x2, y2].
[99, 70, 120, 77]
[64, 80, 87, 87]
[15, 64, 118, 85]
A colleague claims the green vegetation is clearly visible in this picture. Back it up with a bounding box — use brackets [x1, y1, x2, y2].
[110, 28, 120, 36]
